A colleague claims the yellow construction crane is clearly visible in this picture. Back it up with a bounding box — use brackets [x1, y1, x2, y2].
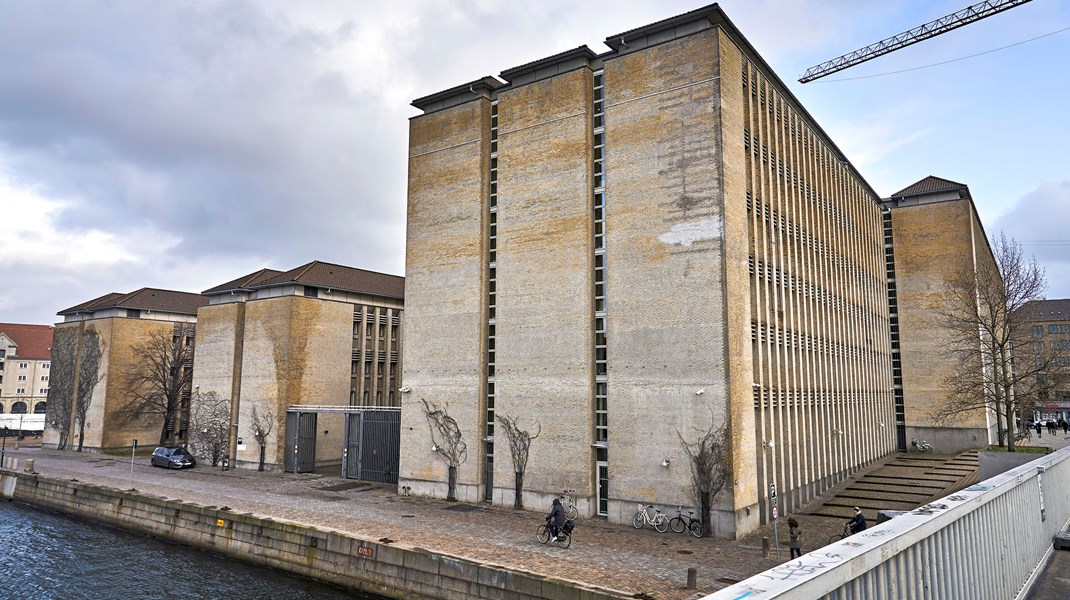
[799, 0, 1034, 83]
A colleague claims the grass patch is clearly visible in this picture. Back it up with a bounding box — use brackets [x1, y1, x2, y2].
[985, 445, 1049, 454]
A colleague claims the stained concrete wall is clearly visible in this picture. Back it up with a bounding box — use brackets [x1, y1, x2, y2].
[890, 198, 991, 452]
[401, 98, 489, 501]
[2, 471, 626, 600]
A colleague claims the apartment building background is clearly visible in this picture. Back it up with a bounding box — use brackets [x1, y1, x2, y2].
[402, 4, 897, 538]
[1016, 298, 1070, 422]
[43, 288, 206, 452]
[0, 323, 53, 420]
[192, 260, 404, 472]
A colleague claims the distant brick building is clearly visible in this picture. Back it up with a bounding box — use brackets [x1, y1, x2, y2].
[883, 176, 1001, 452]
[0, 323, 54, 420]
[1015, 298, 1070, 423]
[192, 261, 404, 472]
[43, 288, 207, 452]
[402, 4, 899, 537]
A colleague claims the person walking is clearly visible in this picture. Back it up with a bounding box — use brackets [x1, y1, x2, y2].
[1061, 419, 1068, 434]
[1048, 420, 1056, 436]
[1036, 421, 1043, 438]
[787, 517, 802, 559]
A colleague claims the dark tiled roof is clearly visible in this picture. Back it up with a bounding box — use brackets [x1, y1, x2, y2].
[58, 288, 208, 316]
[0, 323, 54, 360]
[500, 46, 597, 81]
[202, 268, 285, 295]
[250, 261, 404, 300]
[1016, 299, 1070, 323]
[890, 176, 969, 199]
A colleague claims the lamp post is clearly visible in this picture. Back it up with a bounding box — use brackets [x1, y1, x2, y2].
[1, 426, 8, 467]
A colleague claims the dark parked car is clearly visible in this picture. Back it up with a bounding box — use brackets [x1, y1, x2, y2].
[150, 446, 196, 469]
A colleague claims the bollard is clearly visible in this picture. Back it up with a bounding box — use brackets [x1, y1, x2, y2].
[686, 567, 697, 590]
[24, 459, 34, 474]
[762, 536, 770, 559]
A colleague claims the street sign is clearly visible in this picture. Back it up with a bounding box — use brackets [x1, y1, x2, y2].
[772, 505, 779, 521]
[770, 483, 778, 506]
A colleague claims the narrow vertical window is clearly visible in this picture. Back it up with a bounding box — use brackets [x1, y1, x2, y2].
[484, 99, 499, 503]
[592, 69, 609, 517]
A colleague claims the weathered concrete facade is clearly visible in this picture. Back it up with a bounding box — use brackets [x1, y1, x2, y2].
[884, 178, 997, 452]
[193, 262, 404, 471]
[44, 288, 206, 452]
[402, 4, 896, 537]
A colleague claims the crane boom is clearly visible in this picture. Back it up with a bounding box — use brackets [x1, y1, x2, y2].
[799, 0, 1033, 83]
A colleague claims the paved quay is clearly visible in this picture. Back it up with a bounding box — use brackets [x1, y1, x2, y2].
[2, 445, 778, 600]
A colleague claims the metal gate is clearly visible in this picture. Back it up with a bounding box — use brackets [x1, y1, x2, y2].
[284, 412, 317, 473]
[344, 409, 400, 483]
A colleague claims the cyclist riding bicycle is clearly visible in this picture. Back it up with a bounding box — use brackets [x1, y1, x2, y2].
[847, 507, 867, 534]
[546, 498, 566, 540]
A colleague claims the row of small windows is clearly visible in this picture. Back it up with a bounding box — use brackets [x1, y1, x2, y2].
[749, 256, 887, 323]
[752, 320, 887, 362]
[748, 202, 884, 290]
[744, 133, 877, 249]
[0, 401, 47, 413]
[752, 389, 891, 409]
[0, 361, 46, 369]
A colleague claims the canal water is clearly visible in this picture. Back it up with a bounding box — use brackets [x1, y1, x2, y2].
[0, 500, 384, 599]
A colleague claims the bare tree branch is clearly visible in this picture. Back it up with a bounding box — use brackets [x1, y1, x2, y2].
[678, 411, 729, 537]
[932, 234, 1062, 450]
[45, 328, 78, 450]
[250, 405, 274, 471]
[496, 413, 540, 509]
[421, 398, 467, 500]
[117, 323, 196, 445]
[188, 391, 231, 466]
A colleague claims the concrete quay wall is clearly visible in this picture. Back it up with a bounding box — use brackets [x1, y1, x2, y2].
[1, 470, 625, 600]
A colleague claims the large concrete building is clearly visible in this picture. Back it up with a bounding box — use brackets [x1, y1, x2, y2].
[883, 176, 1000, 452]
[0, 323, 53, 420]
[401, 4, 899, 537]
[192, 261, 404, 472]
[44, 288, 207, 452]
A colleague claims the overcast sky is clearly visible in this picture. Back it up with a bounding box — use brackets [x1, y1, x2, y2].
[2, 0, 1068, 325]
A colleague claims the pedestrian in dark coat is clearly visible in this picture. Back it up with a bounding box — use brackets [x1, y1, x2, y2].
[1061, 419, 1068, 434]
[787, 518, 802, 559]
[1036, 421, 1043, 438]
[546, 498, 565, 539]
[848, 507, 867, 534]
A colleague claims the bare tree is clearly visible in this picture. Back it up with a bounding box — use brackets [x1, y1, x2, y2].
[933, 234, 1058, 450]
[678, 414, 729, 537]
[74, 326, 105, 452]
[45, 328, 78, 450]
[188, 391, 231, 466]
[421, 398, 467, 501]
[118, 324, 195, 445]
[495, 413, 540, 509]
[250, 405, 274, 472]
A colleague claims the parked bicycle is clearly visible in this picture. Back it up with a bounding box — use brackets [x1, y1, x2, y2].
[536, 518, 574, 548]
[910, 438, 933, 453]
[668, 506, 704, 538]
[632, 504, 669, 532]
[560, 490, 579, 520]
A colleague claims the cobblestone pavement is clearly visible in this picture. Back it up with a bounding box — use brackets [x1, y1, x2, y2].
[4, 446, 778, 600]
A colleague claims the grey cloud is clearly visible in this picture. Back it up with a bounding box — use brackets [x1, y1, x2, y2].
[995, 181, 1070, 299]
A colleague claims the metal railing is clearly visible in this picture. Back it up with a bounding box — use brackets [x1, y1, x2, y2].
[706, 446, 1070, 600]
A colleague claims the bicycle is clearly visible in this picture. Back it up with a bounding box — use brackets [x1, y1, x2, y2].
[910, 438, 933, 453]
[632, 504, 669, 533]
[536, 518, 574, 548]
[828, 522, 853, 544]
[560, 490, 579, 520]
[668, 506, 704, 538]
